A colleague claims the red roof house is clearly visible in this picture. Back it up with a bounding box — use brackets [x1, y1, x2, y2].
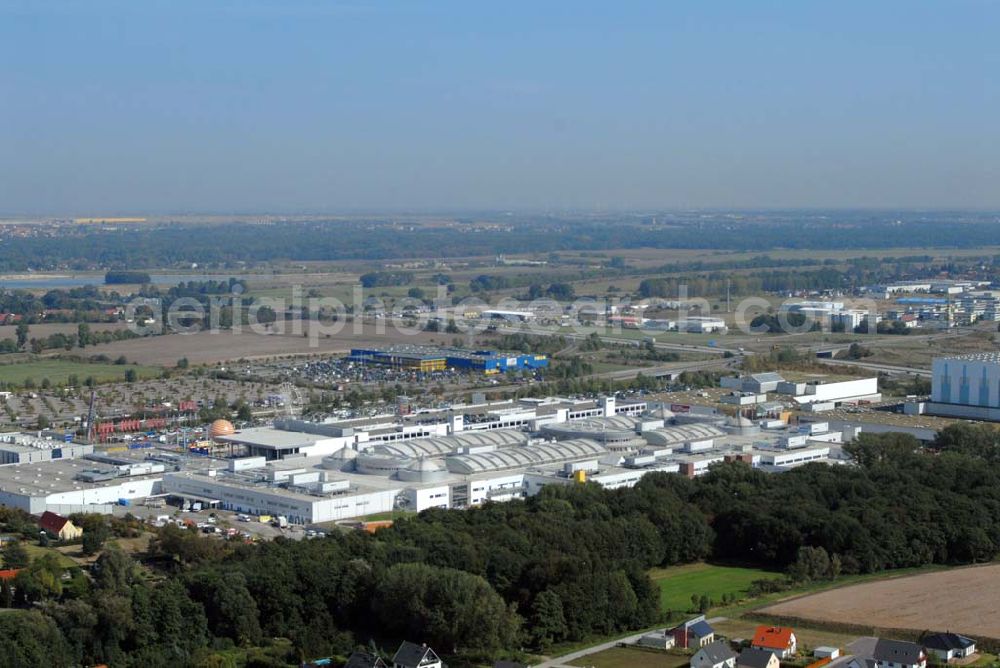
[752, 626, 797, 658]
[39, 511, 83, 540]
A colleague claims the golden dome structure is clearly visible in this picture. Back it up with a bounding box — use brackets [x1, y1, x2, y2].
[208, 419, 236, 439]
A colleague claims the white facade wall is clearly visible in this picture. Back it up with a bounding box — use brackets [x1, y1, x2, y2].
[759, 447, 830, 467]
[311, 489, 398, 523]
[299, 436, 354, 458]
[45, 477, 161, 506]
[468, 473, 526, 505]
[162, 472, 386, 524]
[805, 378, 879, 402]
[407, 485, 450, 511]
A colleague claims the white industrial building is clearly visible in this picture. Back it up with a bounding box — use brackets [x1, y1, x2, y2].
[924, 353, 1000, 421]
[675, 316, 728, 333]
[156, 413, 856, 523]
[780, 301, 873, 330]
[776, 377, 880, 406]
[0, 394, 859, 523]
[0, 451, 170, 515]
[0, 432, 93, 465]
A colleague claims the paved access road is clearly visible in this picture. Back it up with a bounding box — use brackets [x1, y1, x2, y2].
[537, 617, 728, 668]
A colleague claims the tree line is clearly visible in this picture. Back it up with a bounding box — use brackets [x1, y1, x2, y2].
[6, 217, 1000, 272]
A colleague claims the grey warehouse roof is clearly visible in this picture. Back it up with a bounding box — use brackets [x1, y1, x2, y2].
[750, 372, 785, 383]
[376, 429, 528, 458]
[445, 438, 606, 474]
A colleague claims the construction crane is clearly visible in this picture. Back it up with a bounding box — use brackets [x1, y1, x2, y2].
[85, 389, 97, 443]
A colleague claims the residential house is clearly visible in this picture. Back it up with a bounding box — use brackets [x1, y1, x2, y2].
[922, 634, 976, 662]
[691, 641, 738, 668]
[872, 639, 927, 668]
[0, 568, 22, 583]
[344, 652, 388, 668]
[752, 626, 797, 658]
[393, 642, 444, 668]
[737, 649, 779, 668]
[673, 615, 716, 649]
[38, 511, 83, 541]
[636, 629, 676, 650]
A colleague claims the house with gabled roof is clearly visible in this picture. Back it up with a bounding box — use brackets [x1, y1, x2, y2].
[738, 648, 779, 668]
[752, 626, 797, 658]
[673, 615, 716, 649]
[38, 511, 83, 541]
[344, 652, 388, 668]
[872, 639, 926, 668]
[691, 641, 737, 668]
[392, 642, 444, 668]
[921, 633, 976, 662]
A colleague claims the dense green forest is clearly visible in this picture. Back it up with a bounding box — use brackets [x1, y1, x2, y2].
[3, 215, 1000, 271]
[3, 424, 1000, 667]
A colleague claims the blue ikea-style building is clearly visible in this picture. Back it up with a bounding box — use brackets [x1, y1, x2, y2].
[348, 346, 548, 374]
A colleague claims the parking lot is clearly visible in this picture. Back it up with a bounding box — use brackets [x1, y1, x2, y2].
[111, 503, 331, 542]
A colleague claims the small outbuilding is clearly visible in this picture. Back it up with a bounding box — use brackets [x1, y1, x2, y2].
[636, 629, 676, 650]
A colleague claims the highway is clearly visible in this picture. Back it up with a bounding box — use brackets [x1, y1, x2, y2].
[817, 357, 932, 377]
[592, 357, 737, 381]
[495, 324, 738, 355]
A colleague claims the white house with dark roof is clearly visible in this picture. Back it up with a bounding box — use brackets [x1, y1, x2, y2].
[393, 642, 444, 668]
[738, 649, 779, 668]
[921, 633, 976, 662]
[872, 639, 927, 668]
[345, 652, 388, 668]
[672, 615, 716, 649]
[691, 641, 738, 668]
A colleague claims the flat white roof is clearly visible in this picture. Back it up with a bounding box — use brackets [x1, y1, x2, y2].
[217, 428, 331, 450]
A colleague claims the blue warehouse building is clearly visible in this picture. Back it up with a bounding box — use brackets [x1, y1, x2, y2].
[348, 345, 548, 374]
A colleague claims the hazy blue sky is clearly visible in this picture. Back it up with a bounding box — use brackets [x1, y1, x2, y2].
[1, 1, 998, 214]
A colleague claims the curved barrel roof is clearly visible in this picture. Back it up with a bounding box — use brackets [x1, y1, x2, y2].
[376, 429, 529, 458]
[642, 424, 725, 447]
[445, 438, 606, 474]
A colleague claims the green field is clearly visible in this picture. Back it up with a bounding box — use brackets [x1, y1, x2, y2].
[0, 359, 163, 386]
[649, 563, 780, 614]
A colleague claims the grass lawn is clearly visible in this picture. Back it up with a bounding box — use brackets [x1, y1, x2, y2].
[0, 358, 163, 386]
[649, 563, 780, 615]
[568, 647, 690, 668]
[21, 541, 79, 569]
